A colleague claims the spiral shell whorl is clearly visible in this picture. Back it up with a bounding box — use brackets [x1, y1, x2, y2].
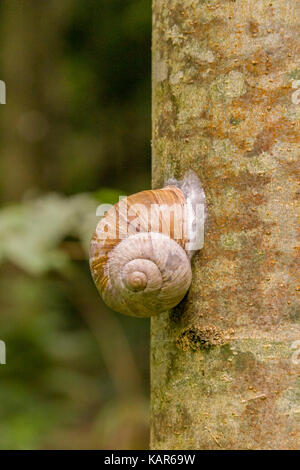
[99, 232, 191, 317]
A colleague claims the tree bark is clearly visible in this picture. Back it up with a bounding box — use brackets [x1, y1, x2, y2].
[151, 0, 299, 450]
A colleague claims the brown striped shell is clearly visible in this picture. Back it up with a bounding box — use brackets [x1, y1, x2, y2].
[89, 186, 192, 317]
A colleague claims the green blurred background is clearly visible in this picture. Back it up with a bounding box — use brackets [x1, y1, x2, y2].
[0, 0, 151, 449]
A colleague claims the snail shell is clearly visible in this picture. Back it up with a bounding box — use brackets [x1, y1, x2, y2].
[90, 186, 193, 317]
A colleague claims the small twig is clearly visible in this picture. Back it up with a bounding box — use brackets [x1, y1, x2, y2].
[205, 426, 222, 448]
[241, 394, 267, 403]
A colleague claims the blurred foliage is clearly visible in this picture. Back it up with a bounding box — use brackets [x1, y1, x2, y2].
[0, 0, 151, 449]
[0, 193, 97, 274]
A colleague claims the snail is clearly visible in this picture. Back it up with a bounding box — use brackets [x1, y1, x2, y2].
[90, 171, 206, 317]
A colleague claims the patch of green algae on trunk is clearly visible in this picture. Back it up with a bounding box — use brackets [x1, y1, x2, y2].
[151, 0, 300, 450]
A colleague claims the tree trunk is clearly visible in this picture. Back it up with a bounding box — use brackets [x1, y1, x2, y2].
[151, 0, 299, 450]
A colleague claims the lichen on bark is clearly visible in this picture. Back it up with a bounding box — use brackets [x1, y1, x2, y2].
[151, 0, 300, 450]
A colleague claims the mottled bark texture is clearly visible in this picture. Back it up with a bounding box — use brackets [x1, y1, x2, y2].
[151, 0, 299, 450]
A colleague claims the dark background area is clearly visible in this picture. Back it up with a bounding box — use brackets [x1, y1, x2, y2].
[0, 0, 151, 449]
